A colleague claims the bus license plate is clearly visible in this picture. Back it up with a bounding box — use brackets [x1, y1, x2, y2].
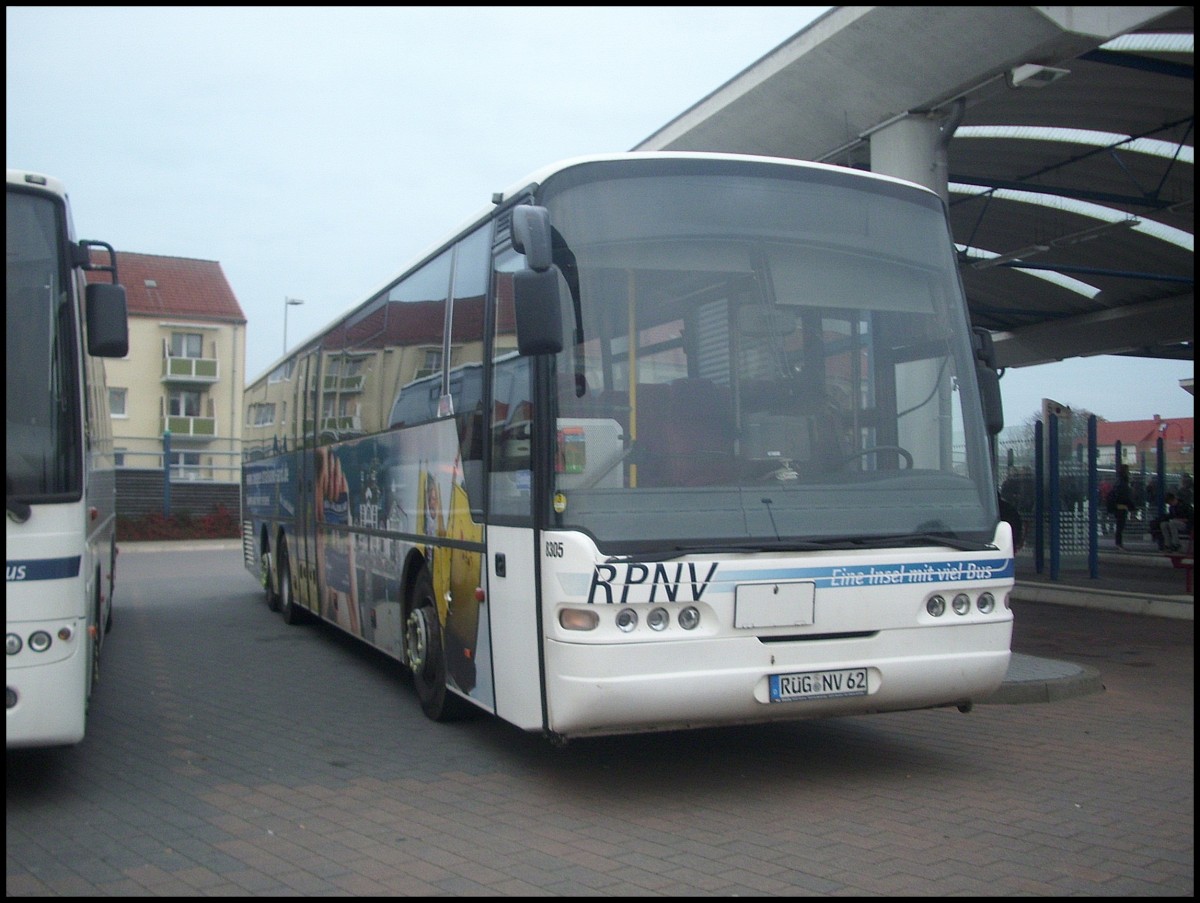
[769, 668, 868, 702]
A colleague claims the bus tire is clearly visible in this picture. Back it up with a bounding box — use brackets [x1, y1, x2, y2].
[264, 544, 281, 611]
[406, 569, 472, 722]
[278, 544, 304, 625]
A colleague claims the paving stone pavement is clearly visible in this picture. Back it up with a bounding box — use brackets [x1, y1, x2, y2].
[6, 545, 1193, 896]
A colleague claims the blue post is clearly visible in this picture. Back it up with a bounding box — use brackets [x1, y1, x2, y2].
[1049, 413, 1060, 581]
[1088, 415, 1098, 578]
[1114, 439, 1122, 551]
[1034, 420, 1044, 574]
[1157, 436, 1166, 524]
[162, 430, 172, 518]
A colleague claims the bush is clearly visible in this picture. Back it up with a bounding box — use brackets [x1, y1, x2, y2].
[117, 504, 240, 541]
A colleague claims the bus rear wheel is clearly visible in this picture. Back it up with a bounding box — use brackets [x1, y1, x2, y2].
[405, 569, 472, 722]
[278, 545, 305, 625]
[264, 547, 280, 611]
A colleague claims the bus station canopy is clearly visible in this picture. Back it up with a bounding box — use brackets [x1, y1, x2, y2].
[634, 6, 1193, 371]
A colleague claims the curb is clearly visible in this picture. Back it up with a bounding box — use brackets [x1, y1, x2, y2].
[119, 539, 243, 553]
[1012, 582, 1194, 620]
[980, 653, 1105, 705]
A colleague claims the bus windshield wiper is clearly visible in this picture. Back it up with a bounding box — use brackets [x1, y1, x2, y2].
[844, 533, 994, 552]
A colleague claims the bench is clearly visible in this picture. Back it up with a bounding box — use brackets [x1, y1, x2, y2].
[1165, 535, 1194, 594]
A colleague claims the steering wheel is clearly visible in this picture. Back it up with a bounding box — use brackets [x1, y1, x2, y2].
[842, 446, 914, 469]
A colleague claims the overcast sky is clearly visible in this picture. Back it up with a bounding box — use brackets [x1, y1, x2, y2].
[7, 6, 1192, 426]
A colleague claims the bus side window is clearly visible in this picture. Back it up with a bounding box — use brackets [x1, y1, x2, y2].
[488, 254, 533, 520]
[450, 226, 490, 517]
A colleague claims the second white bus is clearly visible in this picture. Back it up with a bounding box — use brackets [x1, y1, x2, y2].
[7, 169, 128, 748]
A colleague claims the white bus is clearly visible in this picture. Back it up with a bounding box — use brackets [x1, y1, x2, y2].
[242, 152, 1013, 743]
[7, 169, 129, 748]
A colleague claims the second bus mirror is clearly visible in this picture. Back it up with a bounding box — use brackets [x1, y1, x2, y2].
[514, 268, 563, 356]
[85, 282, 129, 358]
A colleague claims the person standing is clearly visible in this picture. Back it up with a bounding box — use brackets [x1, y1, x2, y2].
[1111, 464, 1134, 550]
[1160, 492, 1193, 552]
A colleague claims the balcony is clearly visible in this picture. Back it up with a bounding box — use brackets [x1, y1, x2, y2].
[161, 337, 219, 384]
[304, 414, 363, 440]
[162, 415, 217, 440]
[322, 373, 364, 393]
[162, 355, 219, 383]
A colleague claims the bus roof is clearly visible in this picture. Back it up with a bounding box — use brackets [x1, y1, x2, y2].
[7, 168, 69, 198]
[248, 151, 938, 384]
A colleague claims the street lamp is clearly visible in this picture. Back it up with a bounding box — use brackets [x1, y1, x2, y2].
[283, 297, 305, 355]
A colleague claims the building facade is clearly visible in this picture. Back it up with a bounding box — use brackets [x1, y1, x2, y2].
[91, 252, 247, 515]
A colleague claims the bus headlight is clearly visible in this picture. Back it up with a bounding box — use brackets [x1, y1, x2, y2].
[6, 634, 21, 655]
[647, 608, 669, 631]
[952, 593, 971, 615]
[559, 608, 599, 631]
[678, 606, 700, 630]
[28, 631, 52, 653]
[977, 592, 996, 614]
[615, 608, 638, 632]
[926, 595, 946, 617]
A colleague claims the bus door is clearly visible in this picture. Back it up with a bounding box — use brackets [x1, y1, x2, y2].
[483, 278, 545, 731]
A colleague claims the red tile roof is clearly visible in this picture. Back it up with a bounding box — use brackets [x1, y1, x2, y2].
[87, 251, 246, 324]
[1093, 416, 1194, 449]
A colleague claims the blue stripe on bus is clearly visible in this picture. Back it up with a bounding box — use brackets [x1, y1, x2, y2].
[6, 557, 82, 582]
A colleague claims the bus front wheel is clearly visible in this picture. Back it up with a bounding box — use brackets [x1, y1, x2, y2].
[405, 570, 471, 722]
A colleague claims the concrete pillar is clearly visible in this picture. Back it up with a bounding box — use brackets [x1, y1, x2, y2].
[870, 114, 948, 203]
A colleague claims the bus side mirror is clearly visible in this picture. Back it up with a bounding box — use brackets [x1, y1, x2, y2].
[970, 326, 1002, 435]
[511, 204, 563, 355]
[976, 362, 1003, 436]
[85, 282, 129, 358]
[514, 268, 563, 356]
[511, 205, 553, 272]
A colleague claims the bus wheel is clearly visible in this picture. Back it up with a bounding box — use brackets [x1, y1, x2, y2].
[278, 545, 304, 625]
[405, 569, 471, 722]
[263, 547, 280, 611]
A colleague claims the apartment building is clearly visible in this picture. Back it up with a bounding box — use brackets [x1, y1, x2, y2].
[91, 252, 247, 514]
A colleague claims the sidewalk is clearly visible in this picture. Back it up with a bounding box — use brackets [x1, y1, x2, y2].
[1013, 536, 1193, 620]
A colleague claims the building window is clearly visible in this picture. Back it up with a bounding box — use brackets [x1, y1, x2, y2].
[268, 360, 295, 383]
[170, 332, 203, 358]
[169, 389, 202, 417]
[170, 451, 202, 480]
[114, 448, 126, 467]
[247, 402, 276, 426]
[110, 387, 127, 417]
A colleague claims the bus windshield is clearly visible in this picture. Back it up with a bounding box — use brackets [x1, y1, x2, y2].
[532, 160, 996, 551]
[6, 188, 81, 500]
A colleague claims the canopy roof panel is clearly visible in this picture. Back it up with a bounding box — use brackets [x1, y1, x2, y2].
[634, 6, 1193, 369]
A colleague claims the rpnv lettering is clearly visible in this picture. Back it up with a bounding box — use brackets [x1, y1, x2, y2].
[586, 562, 719, 604]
